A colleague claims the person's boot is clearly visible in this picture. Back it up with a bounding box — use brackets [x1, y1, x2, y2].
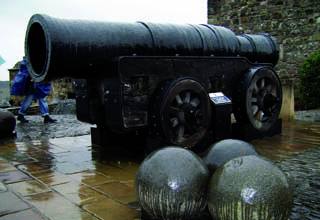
[43, 115, 57, 123]
[17, 114, 29, 123]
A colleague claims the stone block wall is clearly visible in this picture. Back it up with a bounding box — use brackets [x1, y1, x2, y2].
[208, 0, 320, 81]
[208, 0, 320, 118]
[51, 78, 75, 100]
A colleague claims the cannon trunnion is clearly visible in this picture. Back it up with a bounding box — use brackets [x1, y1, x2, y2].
[25, 14, 282, 150]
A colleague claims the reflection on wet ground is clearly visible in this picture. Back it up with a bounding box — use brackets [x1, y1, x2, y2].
[252, 122, 320, 220]
[0, 117, 319, 220]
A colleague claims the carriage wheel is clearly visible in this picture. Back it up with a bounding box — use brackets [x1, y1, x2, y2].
[234, 67, 282, 132]
[154, 78, 211, 148]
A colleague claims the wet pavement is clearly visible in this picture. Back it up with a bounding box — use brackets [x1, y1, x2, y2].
[252, 122, 320, 220]
[0, 115, 319, 220]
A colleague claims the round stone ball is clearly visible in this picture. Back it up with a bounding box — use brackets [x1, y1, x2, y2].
[0, 110, 16, 138]
[136, 147, 210, 220]
[208, 155, 293, 220]
[203, 139, 258, 174]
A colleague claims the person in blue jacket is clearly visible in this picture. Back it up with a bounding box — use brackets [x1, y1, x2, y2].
[16, 58, 56, 123]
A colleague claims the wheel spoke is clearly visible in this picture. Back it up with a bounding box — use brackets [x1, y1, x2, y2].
[184, 92, 191, 103]
[253, 82, 259, 93]
[178, 111, 185, 124]
[190, 97, 200, 107]
[251, 97, 258, 104]
[252, 105, 259, 115]
[171, 118, 179, 128]
[256, 110, 264, 121]
[260, 78, 265, 88]
[266, 84, 273, 93]
[169, 106, 180, 115]
[175, 94, 183, 106]
[177, 125, 185, 142]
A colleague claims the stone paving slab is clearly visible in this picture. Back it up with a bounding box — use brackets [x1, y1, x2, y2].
[17, 162, 53, 176]
[0, 191, 30, 216]
[0, 160, 17, 172]
[0, 170, 31, 184]
[51, 181, 102, 206]
[67, 171, 113, 187]
[94, 181, 136, 205]
[0, 209, 46, 220]
[7, 180, 51, 196]
[24, 191, 99, 220]
[0, 182, 7, 192]
[37, 171, 71, 186]
[83, 196, 139, 220]
[0, 116, 320, 220]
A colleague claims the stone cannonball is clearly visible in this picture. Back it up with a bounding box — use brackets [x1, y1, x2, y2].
[136, 147, 210, 220]
[0, 110, 16, 138]
[208, 155, 293, 220]
[203, 139, 258, 174]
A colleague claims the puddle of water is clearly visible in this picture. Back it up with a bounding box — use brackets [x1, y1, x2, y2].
[52, 181, 103, 206]
[67, 171, 113, 186]
[253, 121, 320, 220]
[253, 121, 320, 161]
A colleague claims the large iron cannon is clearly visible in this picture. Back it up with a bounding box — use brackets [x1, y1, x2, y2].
[25, 14, 282, 149]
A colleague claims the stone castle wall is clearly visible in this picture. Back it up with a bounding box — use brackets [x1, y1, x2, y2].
[9, 62, 74, 106]
[208, 0, 320, 82]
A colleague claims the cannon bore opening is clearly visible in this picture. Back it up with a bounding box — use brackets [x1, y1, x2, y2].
[26, 22, 47, 78]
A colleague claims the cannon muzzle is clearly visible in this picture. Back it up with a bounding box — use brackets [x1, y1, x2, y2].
[25, 14, 279, 82]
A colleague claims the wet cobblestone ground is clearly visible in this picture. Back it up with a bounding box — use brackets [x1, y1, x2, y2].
[0, 115, 319, 220]
[252, 122, 320, 220]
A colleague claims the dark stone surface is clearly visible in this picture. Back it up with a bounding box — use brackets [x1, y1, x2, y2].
[51, 99, 76, 115]
[208, 155, 293, 220]
[252, 122, 320, 220]
[136, 147, 209, 220]
[275, 147, 320, 220]
[295, 109, 320, 122]
[203, 139, 258, 174]
[15, 115, 91, 141]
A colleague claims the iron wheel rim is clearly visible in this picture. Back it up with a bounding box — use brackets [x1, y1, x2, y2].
[160, 79, 211, 148]
[246, 69, 282, 131]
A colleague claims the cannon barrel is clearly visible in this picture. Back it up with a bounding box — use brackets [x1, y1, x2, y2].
[25, 14, 279, 82]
